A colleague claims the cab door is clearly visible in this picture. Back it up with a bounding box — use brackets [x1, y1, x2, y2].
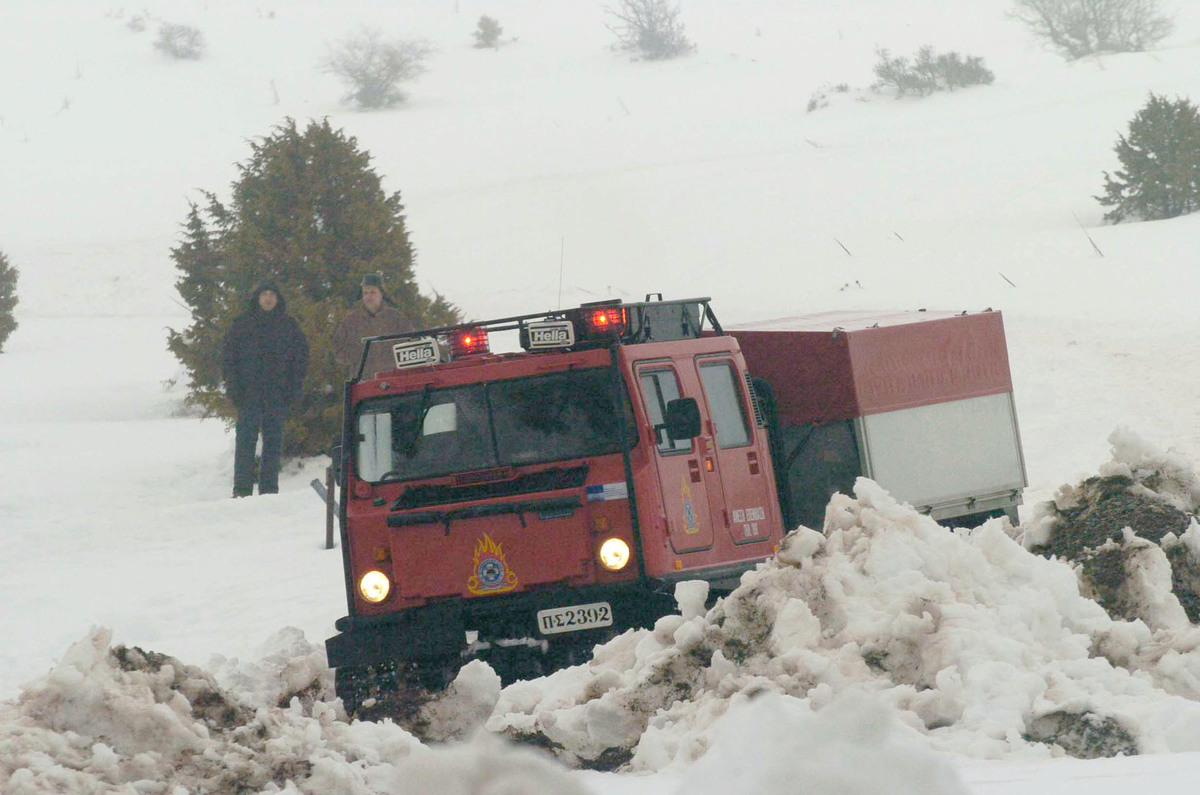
[695, 357, 774, 545]
[635, 364, 714, 552]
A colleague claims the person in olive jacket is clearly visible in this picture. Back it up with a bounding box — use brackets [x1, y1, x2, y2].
[332, 272, 415, 380]
[222, 279, 309, 497]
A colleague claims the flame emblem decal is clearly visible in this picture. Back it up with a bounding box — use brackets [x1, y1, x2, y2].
[467, 532, 519, 595]
[682, 476, 700, 535]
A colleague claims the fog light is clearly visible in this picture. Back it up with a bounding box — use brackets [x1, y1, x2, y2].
[358, 570, 391, 603]
[598, 537, 631, 571]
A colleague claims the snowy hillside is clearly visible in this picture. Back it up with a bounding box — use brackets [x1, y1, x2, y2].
[4, 0, 1200, 792]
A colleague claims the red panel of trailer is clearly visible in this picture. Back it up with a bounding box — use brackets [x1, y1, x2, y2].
[728, 310, 1013, 424]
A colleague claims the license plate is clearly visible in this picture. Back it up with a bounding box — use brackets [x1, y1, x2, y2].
[536, 602, 613, 635]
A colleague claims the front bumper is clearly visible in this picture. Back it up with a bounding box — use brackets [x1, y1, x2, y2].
[325, 581, 676, 670]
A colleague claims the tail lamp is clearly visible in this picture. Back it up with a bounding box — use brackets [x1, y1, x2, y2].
[450, 327, 490, 357]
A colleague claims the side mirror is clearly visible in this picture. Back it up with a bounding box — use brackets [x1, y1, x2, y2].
[664, 397, 702, 441]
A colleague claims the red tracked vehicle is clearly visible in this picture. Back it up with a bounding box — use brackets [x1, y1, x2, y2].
[324, 296, 1026, 713]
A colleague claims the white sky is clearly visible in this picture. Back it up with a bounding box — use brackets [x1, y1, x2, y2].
[3, 1, 1200, 792]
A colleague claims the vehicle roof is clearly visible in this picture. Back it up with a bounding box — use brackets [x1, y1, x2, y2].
[726, 308, 991, 333]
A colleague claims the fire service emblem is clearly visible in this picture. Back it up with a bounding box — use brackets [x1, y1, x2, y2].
[681, 476, 701, 535]
[467, 533, 520, 595]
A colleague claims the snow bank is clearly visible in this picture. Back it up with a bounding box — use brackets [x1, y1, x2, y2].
[673, 691, 970, 795]
[0, 629, 572, 794]
[489, 472, 1200, 769]
[10, 432, 1200, 791]
[1023, 427, 1200, 628]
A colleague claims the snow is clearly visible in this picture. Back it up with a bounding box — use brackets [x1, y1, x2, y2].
[4, 0, 1200, 791]
[483, 473, 1200, 769]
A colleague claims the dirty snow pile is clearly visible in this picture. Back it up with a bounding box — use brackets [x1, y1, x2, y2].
[1023, 427, 1200, 628]
[7, 431, 1200, 793]
[488, 432, 1200, 768]
[0, 631, 964, 794]
[0, 628, 587, 794]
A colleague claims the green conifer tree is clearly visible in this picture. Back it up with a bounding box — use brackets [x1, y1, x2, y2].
[0, 250, 18, 353]
[1098, 93, 1200, 224]
[167, 118, 460, 456]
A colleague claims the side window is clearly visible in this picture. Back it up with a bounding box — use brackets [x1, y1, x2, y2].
[699, 361, 751, 448]
[638, 369, 692, 454]
[357, 411, 392, 481]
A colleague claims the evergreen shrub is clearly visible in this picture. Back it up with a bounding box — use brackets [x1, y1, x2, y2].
[167, 118, 460, 457]
[0, 250, 17, 353]
[1098, 93, 1200, 223]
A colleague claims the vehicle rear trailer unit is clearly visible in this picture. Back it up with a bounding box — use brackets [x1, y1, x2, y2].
[730, 309, 1027, 531]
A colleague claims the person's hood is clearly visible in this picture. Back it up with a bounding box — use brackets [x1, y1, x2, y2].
[248, 279, 288, 312]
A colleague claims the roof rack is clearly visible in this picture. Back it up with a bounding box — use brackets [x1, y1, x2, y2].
[352, 295, 723, 381]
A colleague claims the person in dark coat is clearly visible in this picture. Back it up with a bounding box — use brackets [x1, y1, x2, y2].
[222, 280, 309, 497]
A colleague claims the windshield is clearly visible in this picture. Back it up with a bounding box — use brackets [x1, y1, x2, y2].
[355, 368, 635, 482]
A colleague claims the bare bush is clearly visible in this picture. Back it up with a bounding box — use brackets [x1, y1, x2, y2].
[605, 0, 694, 60]
[154, 23, 205, 60]
[807, 83, 850, 113]
[873, 46, 995, 97]
[474, 15, 503, 49]
[323, 28, 434, 109]
[1009, 0, 1174, 60]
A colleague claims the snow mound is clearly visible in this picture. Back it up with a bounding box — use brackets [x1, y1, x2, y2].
[488, 475, 1200, 769]
[674, 691, 971, 795]
[0, 628, 569, 794]
[1025, 427, 1200, 626]
[11, 432, 1200, 789]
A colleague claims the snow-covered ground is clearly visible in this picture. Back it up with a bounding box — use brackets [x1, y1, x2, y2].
[4, 0, 1200, 791]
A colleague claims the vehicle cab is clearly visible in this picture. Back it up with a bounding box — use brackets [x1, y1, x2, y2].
[325, 296, 785, 696]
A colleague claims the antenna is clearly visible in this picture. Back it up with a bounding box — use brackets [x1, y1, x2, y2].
[557, 237, 565, 309]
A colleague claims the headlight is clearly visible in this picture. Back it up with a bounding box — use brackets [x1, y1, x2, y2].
[598, 537, 631, 571]
[358, 570, 391, 603]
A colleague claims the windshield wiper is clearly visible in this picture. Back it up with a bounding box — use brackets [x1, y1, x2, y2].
[397, 384, 433, 457]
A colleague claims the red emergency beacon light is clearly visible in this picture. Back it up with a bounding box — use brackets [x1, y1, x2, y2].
[581, 305, 628, 336]
[450, 327, 489, 357]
